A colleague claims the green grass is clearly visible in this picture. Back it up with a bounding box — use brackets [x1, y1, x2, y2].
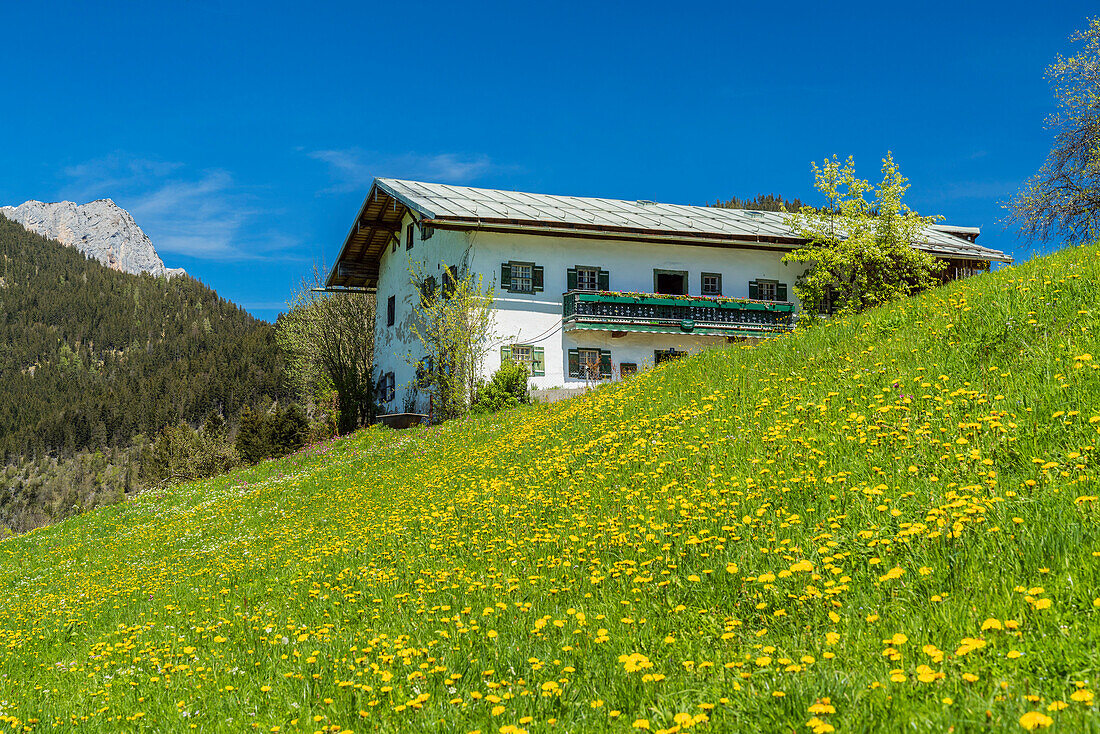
[3, 244, 1100, 733]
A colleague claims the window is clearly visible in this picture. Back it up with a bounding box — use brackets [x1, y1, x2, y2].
[379, 372, 395, 403]
[568, 348, 611, 379]
[578, 348, 600, 377]
[416, 358, 434, 387]
[749, 279, 787, 302]
[701, 272, 722, 296]
[442, 265, 457, 299]
[620, 362, 638, 377]
[500, 262, 543, 293]
[654, 269, 688, 295]
[406, 222, 415, 250]
[386, 295, 396, 326]
[654, 348, 685, 365]
[567, 266, 608, 292]
[502, 344, 544, 376]
[419, 276, 436, 306]
[511, 263, 533, 293]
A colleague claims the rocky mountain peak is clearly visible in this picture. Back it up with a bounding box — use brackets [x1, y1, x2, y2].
[0, 199, 185, 278]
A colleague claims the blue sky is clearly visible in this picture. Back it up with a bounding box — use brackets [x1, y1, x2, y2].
[0, 1, 1092, 321]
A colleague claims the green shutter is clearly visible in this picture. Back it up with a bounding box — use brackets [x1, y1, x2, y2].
[567, 348, 580, 378]
[599, 349, 612, 379]
[532, 347, 545, 377]
[777, 282, 788, 301]
[443, 266, 456, 299]
[748, 280, 760, 300]
[501, 345, 512, 363]
[500, 263, 512, 289]
[598, 269, 610, 291]
[533, 265, 544, 292]
[566, 268, 578, 291]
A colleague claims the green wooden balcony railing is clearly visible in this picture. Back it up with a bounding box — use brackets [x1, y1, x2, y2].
[562, 290, 795, 336]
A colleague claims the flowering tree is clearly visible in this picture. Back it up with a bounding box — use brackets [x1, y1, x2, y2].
[783, 153, 944, 323]
[1008, 17, 1100, 242]
[408, 261, 496, 421]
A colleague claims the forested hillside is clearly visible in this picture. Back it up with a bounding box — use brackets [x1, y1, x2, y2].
[0, 216, 292, 532]
[0, 215, 287, 460]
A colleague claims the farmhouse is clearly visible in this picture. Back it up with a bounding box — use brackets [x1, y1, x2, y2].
[326, 179, 1011, 413]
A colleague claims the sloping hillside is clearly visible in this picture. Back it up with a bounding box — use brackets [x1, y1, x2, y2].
[1, 244, 1098, 732]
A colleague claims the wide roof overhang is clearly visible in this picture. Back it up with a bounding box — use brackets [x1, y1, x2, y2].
[326, 179, 1012, 292]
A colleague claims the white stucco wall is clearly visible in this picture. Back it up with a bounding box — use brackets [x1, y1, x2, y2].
[372, 224, 802, 413]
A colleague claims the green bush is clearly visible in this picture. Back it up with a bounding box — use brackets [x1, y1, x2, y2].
[236, 405, 311, 464]
[471, 361, 531, 415]
[143, 421, 238, 484]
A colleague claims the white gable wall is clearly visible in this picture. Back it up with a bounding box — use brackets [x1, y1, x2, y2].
[372, 224, 803, 413]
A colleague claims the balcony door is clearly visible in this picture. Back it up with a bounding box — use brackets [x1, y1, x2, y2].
[653, 269, 688, 295]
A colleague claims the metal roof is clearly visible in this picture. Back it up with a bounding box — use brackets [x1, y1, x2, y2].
[326, 178, 1011, 291]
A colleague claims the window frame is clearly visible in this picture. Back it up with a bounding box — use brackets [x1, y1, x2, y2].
[380, 372, 396, 403]
[511, 344, 533, 363]
[653, 268, 689, 295]
[575, 266, 599, 292]
[406, 222, 415, 251]
[386, 295, 396, 326]
[502, 343, 544, 376]
[577, 348, 601, 380]
[654, 348, 686, 365]
[701, 272, 722, 296]
[509, 261, 534, 294]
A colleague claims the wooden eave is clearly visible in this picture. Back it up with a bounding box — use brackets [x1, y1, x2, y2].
[325, 184, 412, 291]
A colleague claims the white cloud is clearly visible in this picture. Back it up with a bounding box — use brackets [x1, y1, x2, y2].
[307, 148, 498, 193]
[58, 154, 296, 261]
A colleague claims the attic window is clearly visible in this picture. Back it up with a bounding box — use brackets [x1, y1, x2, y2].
[636, 199, 657, 206]
[745, 211, 764, 220]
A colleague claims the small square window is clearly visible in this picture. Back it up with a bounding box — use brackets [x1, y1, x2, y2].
[654, 349, 685, 365]
[620, 362, 638, 377]
[506, 344, 544, 376]
[510, 262, 533, 293]
[757, 280, 778, 301]
[576, 267, 599, 291]
[578, 348, 600, 377]
[702, 272, 722, 296]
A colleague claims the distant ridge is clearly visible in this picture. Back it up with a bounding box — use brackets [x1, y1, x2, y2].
[0, 199, 185, 277]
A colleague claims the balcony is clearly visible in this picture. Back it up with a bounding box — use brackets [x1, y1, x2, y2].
[562, 290, 795, 337]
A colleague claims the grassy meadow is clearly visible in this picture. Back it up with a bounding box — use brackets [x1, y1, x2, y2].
[2, 244, 1100, 732]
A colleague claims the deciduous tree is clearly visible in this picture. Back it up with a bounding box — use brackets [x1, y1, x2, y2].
[1008, 17, 1100, 242]
[408, 260, 496, 421]
[275, 265, 376, 434]
[783, 153, 943, 322]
